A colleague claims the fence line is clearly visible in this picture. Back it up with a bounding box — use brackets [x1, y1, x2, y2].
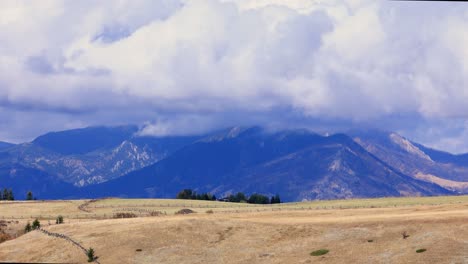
[38, 228, 100, 264]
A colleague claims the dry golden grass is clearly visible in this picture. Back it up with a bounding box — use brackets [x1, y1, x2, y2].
[0, 196, 467, 263]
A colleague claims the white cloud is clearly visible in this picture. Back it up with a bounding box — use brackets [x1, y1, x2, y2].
[1, 0, 468, 152]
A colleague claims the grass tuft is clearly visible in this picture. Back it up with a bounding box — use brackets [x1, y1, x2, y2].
[416, 248, 426, 253]
[367, 239, 374, 243]
[310, 249, 329, 256]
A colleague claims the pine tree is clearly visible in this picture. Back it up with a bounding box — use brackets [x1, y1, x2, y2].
[26, 191, 33, 201]
[24, 222, 32, 233]
[56, 215, 64, 224]
[32, 218, 40, 230]
[87, 247, 96, 262]
[270, 194, 281, 204]
[8, 189, 14, 201]
[2, 188, 8, 200]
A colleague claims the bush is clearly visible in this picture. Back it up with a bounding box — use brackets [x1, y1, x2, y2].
[32, 219, 40, 230]
[149, 211, 163, 216]
[24, 222, 32, 233]
[206, 209, 214, 214]
[175, 209, 195, 215]
[367, 239, 374, 243]
[56, 215, 64, 224]
[86, 247, 96, 262]
[310, 249, 329, 256]
[416, 248, 427, 253]
[0, 232, 12, 243]
[113, 213, 137, 219]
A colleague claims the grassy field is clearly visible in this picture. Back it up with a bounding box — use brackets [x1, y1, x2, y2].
[0, 195, 467, 263]
[2, 195, 467, 220]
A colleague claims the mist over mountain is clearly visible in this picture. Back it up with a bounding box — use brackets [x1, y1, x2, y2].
[1, 125, 467, 200]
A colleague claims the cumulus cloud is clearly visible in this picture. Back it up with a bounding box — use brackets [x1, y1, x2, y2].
[1, 0, 468, 152]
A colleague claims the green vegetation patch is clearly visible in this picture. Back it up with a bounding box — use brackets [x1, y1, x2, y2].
[367, 239, 374, 243]
[310, 249, 329, 256]
[416, 248, 427, 253]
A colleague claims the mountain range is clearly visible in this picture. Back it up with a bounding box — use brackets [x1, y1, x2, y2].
[0, 126, 467, 201]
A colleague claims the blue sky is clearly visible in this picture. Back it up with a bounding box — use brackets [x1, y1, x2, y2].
[1, 0, 468, 153]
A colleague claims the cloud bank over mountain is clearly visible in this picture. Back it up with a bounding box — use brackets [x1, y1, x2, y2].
[1, 0, 468, 152]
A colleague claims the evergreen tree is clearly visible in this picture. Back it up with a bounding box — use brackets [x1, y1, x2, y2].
[56, 215, 64, 224]
[8, 189, 14, 201]
[248, 193, 269, 204]
[26, 191, 33, 201]
[176, 189, 194, 199]
[2, 188, 8, 200]
[32, 218, 40, 230]
[24, 222, 32, 233]
[270, 194, 281, 204]
[87, 247, 96, 262]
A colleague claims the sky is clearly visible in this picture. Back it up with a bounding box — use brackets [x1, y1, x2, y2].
[1, 0, 468, 153]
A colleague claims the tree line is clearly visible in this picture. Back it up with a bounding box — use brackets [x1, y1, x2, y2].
[0, 189, 37, 201]
[0, 188, 14, 200]
[176, 189, 217, 201]
[176, 189, 281, 204]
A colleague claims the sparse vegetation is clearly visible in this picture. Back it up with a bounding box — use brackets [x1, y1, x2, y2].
[206, 209, 214, 214]
[86, 247, 96, 262]
[24, 222, 32, 233]
[149, 211, 163, 216]
[114, 213, 137, 218]
[31, 219, 40, 230]
[175, 208, 195, 215]
[0, 232, 12, 243]
[416, 248, 427, 253]
[402, 231, 410, 239]
[310, 249, 329, 256]
[56, 215, 64, 224]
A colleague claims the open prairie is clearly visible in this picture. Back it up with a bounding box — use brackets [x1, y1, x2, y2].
[1, 196, 467, 263]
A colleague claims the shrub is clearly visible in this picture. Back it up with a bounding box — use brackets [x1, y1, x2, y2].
[402, 231, 410, 239]
[149, 211, 163, 216]
[113, 213, 137, 219]
[175, 209, 195, 215]
[86, 247, 96, 262]
[416, 248, 427, 253]
[24, 222, 32, 233]
[56, 215, 64, 224]
[310, 249, 329, 256]
[136, 249, 142, 252]
[367, 240, 374, 243]
[32, 219, 40, 230]
[0, 233, 12, 243]
[206, 209, 214, 214]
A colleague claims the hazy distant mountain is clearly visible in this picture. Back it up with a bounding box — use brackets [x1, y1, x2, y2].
[0, 163, 77, 199]
[351, 130, 468, 193]
[2, 126, 467, 201]
[81, 128, 451, 201]
[0, 126, 202, 186]
[32, 126, 139, 155]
